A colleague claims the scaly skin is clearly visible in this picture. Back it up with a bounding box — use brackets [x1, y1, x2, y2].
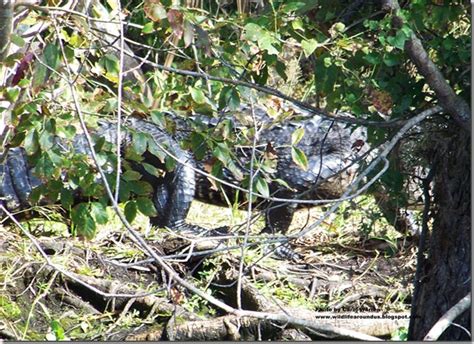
[0, 117, 199, 232]
[1, 106, 368, 237]
[154, 104, 369, 234]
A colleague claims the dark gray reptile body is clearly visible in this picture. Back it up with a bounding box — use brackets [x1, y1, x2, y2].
[0, 106, 368, 235]
[151, 104, 368, 233]
[0, 117, 198, 231]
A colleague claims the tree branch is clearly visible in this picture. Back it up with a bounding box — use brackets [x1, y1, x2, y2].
[423, 293, 471, 340]
[381, 0, 471, 131]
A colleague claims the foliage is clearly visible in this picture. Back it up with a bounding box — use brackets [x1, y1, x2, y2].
[0, 0, 470, 239]
[391, 326, 408, 341]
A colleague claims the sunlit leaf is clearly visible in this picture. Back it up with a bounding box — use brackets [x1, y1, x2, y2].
[291, 127, 305, 145]
[301, 39, 318, 57]
[291, 146, 308, 171]
[254, 176, 270, 198]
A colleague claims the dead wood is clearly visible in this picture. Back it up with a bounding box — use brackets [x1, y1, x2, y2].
[49, 268, 196, 320]
[165, 314, 276, 341]
[162, 309, 409, 340]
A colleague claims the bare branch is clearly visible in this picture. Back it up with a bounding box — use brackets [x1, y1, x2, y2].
[424, 293, 471, 341]
[293, 105, 442, 240]
[237, 100, 259, 310]
[233, 310, 383, 341]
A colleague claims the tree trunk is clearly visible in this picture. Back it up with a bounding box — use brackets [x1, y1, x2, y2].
[0, 0, 14, 61]
[409, 127, 471, 340]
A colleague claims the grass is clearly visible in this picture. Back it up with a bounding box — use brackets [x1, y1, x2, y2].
[0, 195, 417, 340]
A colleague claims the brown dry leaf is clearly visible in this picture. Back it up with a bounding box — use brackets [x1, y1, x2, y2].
[264, 142, 278, 160]
[367, 88, 393, 115]
[167, 9, 184, 39]
[170, 287, 184, 305]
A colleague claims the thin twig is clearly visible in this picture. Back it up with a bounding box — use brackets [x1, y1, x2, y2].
[294, 105, 442, 240]
[0, 205, 148, 299]
[237, 100, 259, 310]
[113, 2, 125, 203]
[51, 14, 236, 315]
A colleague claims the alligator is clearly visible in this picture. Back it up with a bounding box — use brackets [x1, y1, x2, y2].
[148, 103, 370, 234]
[0, 117, 197, 233]
[0, 103, 415, 239]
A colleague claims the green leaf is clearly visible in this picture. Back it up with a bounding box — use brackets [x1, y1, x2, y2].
[132, 132, 148, 155]
[9, 131, 25, 147]
[387, 29, 410, 50]
[283, 2, 306, 13]
[39, 130, 54, 150]
[147, 139, 166, 161]
[218, 87, 240, 111]
[142, 22, 155, 34]
[60, 188, 74, 208]
[291, 127, 305, 145]
[32, 64, 48, 90]
[122, 170, 142, 181]
[291, 147, 308, 171]
[323, 57, 332, 67]
[274, 178, 294, 191]
[258, 34, 279, 55]
[243, 24, 279, 55]
[128, 180, 153, 196]
[383, 53, 402, 67]
[102, 54, 119, 75]
[254, 176, 270, 198]
[5, 87, 20, 102]
[243, 23, 263, 42]
[90, 202, 108, 225]
[71, 203, 96, 239]
[213, 142, 232, 165]
[44, 43, 60, 70]
[363, 52, 381, 65]
[150, 110, 166, 127]
[275, 60, 288, 80]
[136, 197, 157, 217]
[24, 130, 39, 155]
[165, 156, 176, 171]
[291, 18, 304, 31]
[124, 200, 137, 223]
[34, 154, 56, 178]
[142, 162, 162, 177]
[189, 87, 207, 104]
[301, 39, 318, 57]
[47, 150, 63, 166]
[10, 34, 25, 48]
[118, 180, 131, 201]
[190, 132, 208, 160]
[50, 320, 65, 340]
[333, 22, 346, 32]
[62, 125, 77, 139]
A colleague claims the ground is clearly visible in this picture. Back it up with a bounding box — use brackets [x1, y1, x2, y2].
[0, 196, 416, 340]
